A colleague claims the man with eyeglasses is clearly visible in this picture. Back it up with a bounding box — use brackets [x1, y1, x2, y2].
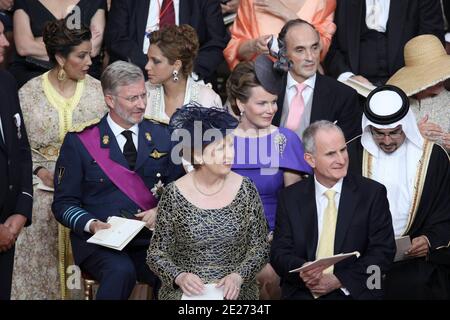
[52, 61, 184, 299]
[347, 85, 450, 300]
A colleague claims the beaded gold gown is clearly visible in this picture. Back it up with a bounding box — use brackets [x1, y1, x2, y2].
[11, 72, 106, 299]
[147, 178, 269, 300]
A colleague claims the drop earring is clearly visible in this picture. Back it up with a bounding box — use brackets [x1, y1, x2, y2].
[57, 67, 66, 81]
[172, 70, 179, 82]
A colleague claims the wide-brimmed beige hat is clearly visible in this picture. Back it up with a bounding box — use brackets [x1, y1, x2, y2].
[387, 34, 450, 96]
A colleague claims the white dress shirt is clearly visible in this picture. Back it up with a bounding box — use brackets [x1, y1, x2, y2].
[372, 142, 410, 237]
[85, 114, 140, 233]
[338, 0, 391, 81]
[365, 0, 390, 32]
[106, 114, 139, 152]
[282, 72, 316, 137]
[143, 0, 180, 54]
[285, 72, 316, 115]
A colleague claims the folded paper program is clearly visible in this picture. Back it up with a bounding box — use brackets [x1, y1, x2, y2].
[289, 251, 360, 273]
[87, 216, 146, 251]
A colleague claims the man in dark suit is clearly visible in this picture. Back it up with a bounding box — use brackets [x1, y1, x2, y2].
[0, 19, 33, 300]
[272, 19, 361, 142]
[271, 120, 395, 300]
[325, 0, 444, 86]
[52, 61, 183, 299]
[105, 0, 229, 83]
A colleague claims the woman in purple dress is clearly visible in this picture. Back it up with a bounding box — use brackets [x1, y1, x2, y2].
[227, 55, 312, 299]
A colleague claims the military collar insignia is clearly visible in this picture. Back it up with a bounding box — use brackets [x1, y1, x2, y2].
[150, 149, 167, 159]
[57, 167, 65, 185]
[102, 135, 110, 145]
[145, 132, 152, 142]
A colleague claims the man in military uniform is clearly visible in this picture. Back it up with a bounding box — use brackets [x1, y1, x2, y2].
[52, 61, 183, 300]
[0, 19, 33, 300]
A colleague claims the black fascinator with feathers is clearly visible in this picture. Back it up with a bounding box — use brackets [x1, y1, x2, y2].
[169, 102, 239, 149]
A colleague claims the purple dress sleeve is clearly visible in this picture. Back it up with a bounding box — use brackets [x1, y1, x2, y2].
[276, 127, 312, 174]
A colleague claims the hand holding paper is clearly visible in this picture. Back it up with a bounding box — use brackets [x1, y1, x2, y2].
[181, 283, 224, 300]
[406, 235, 429, 258]
[339, 77, 376, 97]
[289, 251, 361, 273]
[176, 272, 205, 297]
[87, 216, 146, 251]
[307, 273, 342, 297]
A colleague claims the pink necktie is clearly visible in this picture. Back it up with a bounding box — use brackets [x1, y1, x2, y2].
[285, 83, 306, 131]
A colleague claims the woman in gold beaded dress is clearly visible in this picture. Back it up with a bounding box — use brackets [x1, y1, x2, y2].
[11, 19, 106, 299]
[147, 105, 269, 300]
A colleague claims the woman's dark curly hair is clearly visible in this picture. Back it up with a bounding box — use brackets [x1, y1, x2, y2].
[148, 24, 199, 77]
[43, 18, 91, 64]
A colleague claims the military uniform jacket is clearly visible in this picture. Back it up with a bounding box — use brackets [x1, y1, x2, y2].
[52, 115, 183, 264]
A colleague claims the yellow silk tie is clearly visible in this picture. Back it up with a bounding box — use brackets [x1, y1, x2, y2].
[316, 189, 337, 274]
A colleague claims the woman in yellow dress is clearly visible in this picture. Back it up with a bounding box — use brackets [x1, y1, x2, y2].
[11, 19, 106, 299]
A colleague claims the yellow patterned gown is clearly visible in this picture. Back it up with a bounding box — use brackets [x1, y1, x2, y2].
[11, 72, 107, 300]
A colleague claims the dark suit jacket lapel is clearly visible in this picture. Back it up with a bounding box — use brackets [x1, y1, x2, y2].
[0, 99, 12, 154]
[298, 177, 319, 261]
[98, 117, 130, 168]
[137, 0, 151, 50]
[347, 0, 363, 73]
[273, 73, 288, 126]
[0, 113, 7, 153]
[179, 0, 191, 25]
[310, 74, 330, 123]
[386, 0, 408, 72]
[134, 121, 153, 171]
[334, 175, 358, 253]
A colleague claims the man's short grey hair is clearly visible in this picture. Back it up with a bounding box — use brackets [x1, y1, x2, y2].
[101, 61, 144, 96]
[302, 120, 344, 154]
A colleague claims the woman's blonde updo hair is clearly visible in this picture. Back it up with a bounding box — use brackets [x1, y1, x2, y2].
[149, 24, 199, 77]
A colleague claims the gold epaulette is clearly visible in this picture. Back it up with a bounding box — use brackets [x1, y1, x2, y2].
[68, 118, 101, 133]
[143, 115, 169, 125]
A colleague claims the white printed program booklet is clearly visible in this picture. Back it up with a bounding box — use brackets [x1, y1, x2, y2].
[87, 216, 146, 251]
[339, 77, 377, 97]
[181, 283, 224, 300]
[394, 235, 412, 262]
[289, 251, 361, 273]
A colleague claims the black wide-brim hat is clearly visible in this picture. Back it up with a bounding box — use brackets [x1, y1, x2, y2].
[364, 85, 409, 125]
[254, 55, 284, 96]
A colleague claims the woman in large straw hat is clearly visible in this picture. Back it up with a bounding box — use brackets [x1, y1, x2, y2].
[387, 34, 450, 152]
